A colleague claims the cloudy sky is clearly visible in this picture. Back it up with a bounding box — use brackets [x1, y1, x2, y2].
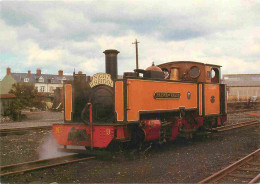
[0, 0, 259, 80]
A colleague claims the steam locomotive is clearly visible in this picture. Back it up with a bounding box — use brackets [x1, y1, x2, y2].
[52, 49, 227, 152]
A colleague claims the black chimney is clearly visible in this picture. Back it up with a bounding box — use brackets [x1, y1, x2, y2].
[103, 49, 120, 80]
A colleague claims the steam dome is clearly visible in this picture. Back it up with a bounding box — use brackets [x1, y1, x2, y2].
[146, 62, 162, 72]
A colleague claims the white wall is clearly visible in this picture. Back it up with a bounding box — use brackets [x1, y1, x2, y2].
[35, 83, 63, 93]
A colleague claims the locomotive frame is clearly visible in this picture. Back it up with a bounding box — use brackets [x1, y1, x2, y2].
[53, 49, 227, 152]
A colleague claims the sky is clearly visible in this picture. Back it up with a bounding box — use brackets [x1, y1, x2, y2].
[0, 0, 259, 80]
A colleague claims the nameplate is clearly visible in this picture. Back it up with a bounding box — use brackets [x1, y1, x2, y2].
[154, 92, 180, 99]
[89, 73, 113, 88]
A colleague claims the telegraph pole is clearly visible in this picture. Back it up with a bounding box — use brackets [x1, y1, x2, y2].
[132, 39, 140, 70]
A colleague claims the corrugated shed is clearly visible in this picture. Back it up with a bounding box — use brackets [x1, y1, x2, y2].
[222, 74, 260, 87]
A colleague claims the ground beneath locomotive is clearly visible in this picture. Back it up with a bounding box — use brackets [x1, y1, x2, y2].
[1, 124, 259, 183]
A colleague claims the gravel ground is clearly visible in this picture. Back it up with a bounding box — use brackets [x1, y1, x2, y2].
[21, 111, 63, 122]
[227, 110, 260, 124]
[0, 111, 259, 183]
[0, 130, 52, 166]
[0, 111, 63, 124]
[0, 111, 63, 129]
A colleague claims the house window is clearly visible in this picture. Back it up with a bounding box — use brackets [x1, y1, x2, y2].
[38, 77, 44, 83]
[61, 77, 66, 84]
[50, 86, 54, 93]
[40, 86, 45, 92]
[24, 78, 29, 82]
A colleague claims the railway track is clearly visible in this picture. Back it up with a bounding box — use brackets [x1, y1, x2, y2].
[0, 154, 95, 177]
[199, 148, 260, 183]
[0, 120, 258, 178]
[1, 119, 258, 137]
[228, 109, 258, 114]
[0, 126, 52, 136]
[213, 120, 260, 132]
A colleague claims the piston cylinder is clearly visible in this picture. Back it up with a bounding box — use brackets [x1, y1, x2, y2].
[141, 120, 161, 141]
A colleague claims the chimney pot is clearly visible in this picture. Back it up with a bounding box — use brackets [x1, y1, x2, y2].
[58, 70, 63, 76]
[103, 49, 120, 80]
[36, 68, 41, 75]
[78, 71, 82, 74]
[6, 67, 11, 75]
[28, 70, 31, 77]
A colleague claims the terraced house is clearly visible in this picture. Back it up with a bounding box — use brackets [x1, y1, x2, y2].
[0, 67, 73, 95]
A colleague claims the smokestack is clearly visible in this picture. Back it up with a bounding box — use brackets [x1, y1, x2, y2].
[58, 70, 63, 76]
[103, 49, 120, 80]
[6, 67, 11, 75]
[36, 68, 41, 75]
[28, 70, 31, 77]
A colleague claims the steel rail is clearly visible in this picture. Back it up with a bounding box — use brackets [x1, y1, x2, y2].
[212, 120, 259, 132]
[0, 126, 52, 136]
[221, 120, 257, 128]
[228, 109, 259, 114]
[249, 173, 260, 183]
[0, 154, 95, 177]
[199, 148, 260, 183]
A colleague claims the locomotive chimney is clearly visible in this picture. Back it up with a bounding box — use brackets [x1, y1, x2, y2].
[103, 49, 120, 80]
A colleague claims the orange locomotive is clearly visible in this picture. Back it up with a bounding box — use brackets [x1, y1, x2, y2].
[53, 49, 227, 152]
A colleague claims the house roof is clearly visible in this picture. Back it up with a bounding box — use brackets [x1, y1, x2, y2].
[10, 73, 73, 84]
[0, 94, 16, 99]
[222, 74, 260, 87]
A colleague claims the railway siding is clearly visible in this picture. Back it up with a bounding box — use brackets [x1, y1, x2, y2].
[199, 148, 260, 183]
[0, 154, 95, 177]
